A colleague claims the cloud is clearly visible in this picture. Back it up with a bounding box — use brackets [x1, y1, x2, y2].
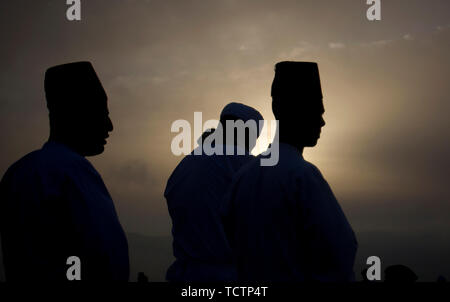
[360, 39, 393, 48]
[403, 33, 414, 41]
[278, 41, 317, 60]
[436, 24, 450, 31]
[328, 42, 346, 49]
[107, 160, 154, 185]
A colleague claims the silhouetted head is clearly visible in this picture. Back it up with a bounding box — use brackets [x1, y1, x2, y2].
[271, 61, 325, 149]
[437, 275, 447, 282]
[384, 265, 418, 283]
[45, 61, 113, 156]
[219, 102, 263, 152]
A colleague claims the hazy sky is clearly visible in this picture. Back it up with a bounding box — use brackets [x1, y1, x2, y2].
[1, 0, 449, 280]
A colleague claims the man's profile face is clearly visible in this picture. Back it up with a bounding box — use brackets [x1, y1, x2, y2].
[45, 62, 114, 156]
[277, 97, 325, 148]
[78, 96, 114, 156]
[59, 91, 114, 157]
[297, 99, 325, 147]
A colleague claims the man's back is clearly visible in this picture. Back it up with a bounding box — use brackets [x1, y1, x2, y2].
[165, 144, 255, 281]
[0, 141, 129, 281]
[224, 143, 357, 281]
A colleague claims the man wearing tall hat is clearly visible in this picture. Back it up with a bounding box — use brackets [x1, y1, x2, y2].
[165, 102, 263, 282]
[222, 62, 357, 281]
[0, 62, 129, 281]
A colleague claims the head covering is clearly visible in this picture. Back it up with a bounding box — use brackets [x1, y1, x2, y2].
[44, 61, 107, 111]
[197, 128, 216, 145]
[220, 102, 263, 124]
[271, 61, 322, 100]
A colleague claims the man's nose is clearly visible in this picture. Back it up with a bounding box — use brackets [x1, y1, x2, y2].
[107, 116, 114, 132]
[320, 117, 326, 127]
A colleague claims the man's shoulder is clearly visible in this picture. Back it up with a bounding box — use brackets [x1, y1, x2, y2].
[284, 158, 324, 185]
[8, 149, 42, 168]
[2, 142, 93, 183]
[1, 149, 41, 181]
[248, 148, 321, 181]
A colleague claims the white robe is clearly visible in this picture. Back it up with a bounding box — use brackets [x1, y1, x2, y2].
[0, 141, 129, 281]
[165, 144, 254, 281]
[222, 142, 358, 281]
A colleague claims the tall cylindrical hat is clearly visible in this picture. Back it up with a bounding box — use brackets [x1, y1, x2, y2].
[271, 61, 323, 100]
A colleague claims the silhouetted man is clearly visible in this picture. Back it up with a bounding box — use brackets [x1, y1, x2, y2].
[0, 62, 129, 281]
[165, 102, 263, 282]
[223, 62, 357, 281]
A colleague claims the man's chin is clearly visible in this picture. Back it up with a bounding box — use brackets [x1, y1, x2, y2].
[304, 138, 319, 147]
[83, 145, 105, 157]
